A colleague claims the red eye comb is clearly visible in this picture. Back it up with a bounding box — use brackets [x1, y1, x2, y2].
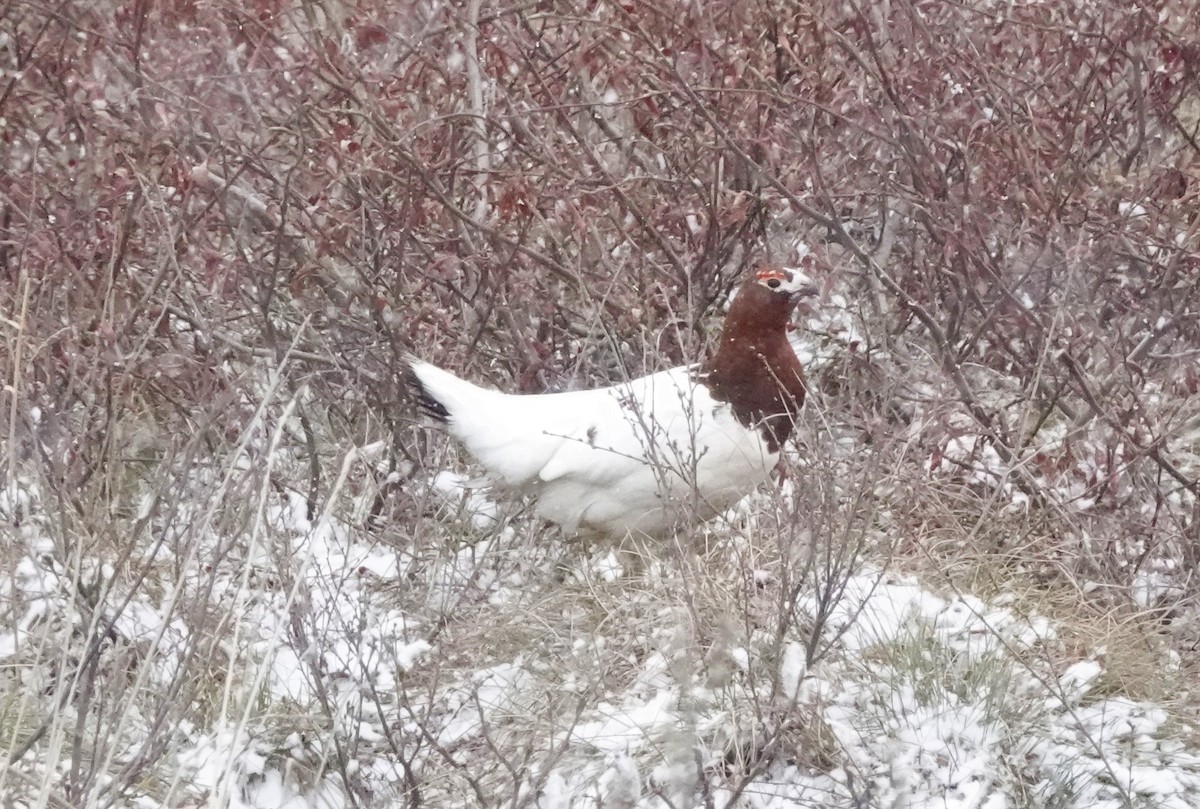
[755, 269, 789, 282]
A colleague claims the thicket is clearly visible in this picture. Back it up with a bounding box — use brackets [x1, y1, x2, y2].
[2, 1, 1198, 805]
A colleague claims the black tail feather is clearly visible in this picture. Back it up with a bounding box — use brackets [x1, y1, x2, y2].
[405, 363, 451, 422]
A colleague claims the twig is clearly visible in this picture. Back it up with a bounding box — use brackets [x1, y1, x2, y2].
[463, 0, 492, 227]
[1060, 352, 1198, 496]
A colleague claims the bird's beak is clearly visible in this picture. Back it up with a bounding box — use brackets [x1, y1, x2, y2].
[792, 284, 820, 301]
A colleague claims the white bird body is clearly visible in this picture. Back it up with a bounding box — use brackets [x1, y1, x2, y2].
[408, 361, 779, 536]
[409, 266, 817, 537]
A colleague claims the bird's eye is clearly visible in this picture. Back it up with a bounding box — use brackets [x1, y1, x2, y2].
[766, 278, 781, 289]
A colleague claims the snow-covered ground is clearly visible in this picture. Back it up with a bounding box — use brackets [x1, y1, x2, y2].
[4, 470, 1198, 809]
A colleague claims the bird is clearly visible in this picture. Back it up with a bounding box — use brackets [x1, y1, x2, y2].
[407, 266, 818, 537]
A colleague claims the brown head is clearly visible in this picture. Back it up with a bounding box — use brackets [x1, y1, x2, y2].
[700, 266, 819, 452]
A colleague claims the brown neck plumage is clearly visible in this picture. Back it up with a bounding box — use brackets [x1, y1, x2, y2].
[700, 283, 808, 452]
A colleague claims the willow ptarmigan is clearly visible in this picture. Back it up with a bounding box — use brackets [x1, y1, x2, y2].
[408, 266, 818, 537]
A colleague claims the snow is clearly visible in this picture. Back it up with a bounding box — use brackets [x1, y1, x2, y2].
[7, 471, 1200, 809]
[779, 642, 806, 700]
[1132, 565, 1185, 608]
[175, 727, 345, 809]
